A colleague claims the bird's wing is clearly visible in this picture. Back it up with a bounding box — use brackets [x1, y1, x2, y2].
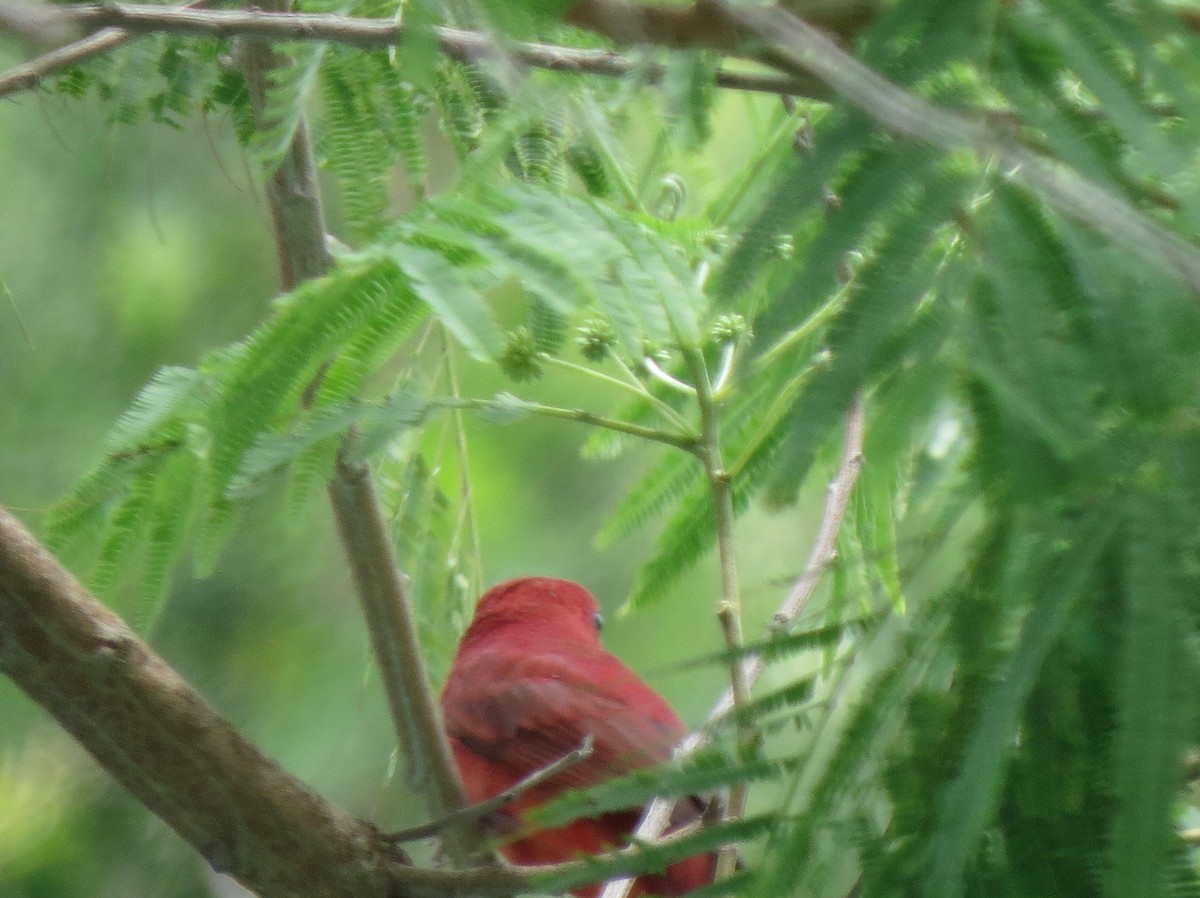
[442, 647, 685, 791]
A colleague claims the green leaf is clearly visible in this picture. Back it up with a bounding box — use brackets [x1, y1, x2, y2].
[716, 111, 866, 304]
[135, 448, 199, 633]
[1106, 489, 1194, 898]
[229, 402, 367, 499]
[473, 392, 537, 425]
[89, 467, 157, 602]
[662, 51, 719, 151]
[105, 366, 203, 452]
[395, 0, 443, 89]
[209, 251, 417, 504]
[395, 245, 504, 359]
[923, 515, 1113, 898]
[320, 49, 393, 239]
[254, 42, 327, 169]
[529, 751, 793, 829]
[766, 166, 966, 503]
[530, 815, 774, 897]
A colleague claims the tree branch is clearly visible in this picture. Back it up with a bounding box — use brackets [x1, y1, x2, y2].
[720, 4, 1200, 297]
[0, 506, 414, 898]
[16, 1, 1200, 297]
[0, 4, 827, 101]
[0, 0, 216, 101]
[236, 12, 485, 865]
[770, 390, 866, 629]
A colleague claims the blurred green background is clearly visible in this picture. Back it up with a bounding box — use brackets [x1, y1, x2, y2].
[0, 48, 817, 898]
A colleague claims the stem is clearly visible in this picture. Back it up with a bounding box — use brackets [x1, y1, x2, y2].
[599, 393, 867, 898]
[755, 286, 852, 370]
[443, 333, 485, 595]
[544, 354, 655, 400]
[634, 128, 671, 203]
[711, 342, 736, 396]
[681, 346, 750, 880]
[707, 105, 807, 229]
[770, 392, 866, 627]
[579, 101, 644, 211]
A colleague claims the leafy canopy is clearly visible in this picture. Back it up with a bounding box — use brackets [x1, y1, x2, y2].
[34, 0, 1200, 895]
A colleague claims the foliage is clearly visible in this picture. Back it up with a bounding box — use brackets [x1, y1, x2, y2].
[5, 0, 1200, 895]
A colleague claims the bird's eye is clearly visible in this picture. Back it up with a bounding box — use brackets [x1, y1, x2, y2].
[593, 612, 604, 632]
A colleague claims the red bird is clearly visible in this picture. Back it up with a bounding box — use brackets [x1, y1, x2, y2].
[441, 577, 715, 897]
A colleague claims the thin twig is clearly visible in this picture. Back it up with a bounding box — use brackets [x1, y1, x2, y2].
[328, 451, 481, 863]
[443, 333, 485, 598]
[0, 0, 215, 100]
[711, 342, 736, 396]
[770, 391, 866, 629]
[557, 353, 699, 436]
[461, 396, 700, 453]
[598, 393, 867, 898]
[0, 4, 826, 101]
[385, 736, 595, 844]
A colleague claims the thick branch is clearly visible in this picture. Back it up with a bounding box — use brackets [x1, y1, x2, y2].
[0, 506, 413, 898]
[238, 26, 330, 291]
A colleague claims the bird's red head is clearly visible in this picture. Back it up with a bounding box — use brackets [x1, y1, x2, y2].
[459, 576, 603, 648]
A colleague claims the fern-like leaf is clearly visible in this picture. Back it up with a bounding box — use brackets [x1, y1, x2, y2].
[923, 516, 1112, 898]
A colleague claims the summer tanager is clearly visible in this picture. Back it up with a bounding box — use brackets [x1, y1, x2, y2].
[441, 577, 715, 898]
